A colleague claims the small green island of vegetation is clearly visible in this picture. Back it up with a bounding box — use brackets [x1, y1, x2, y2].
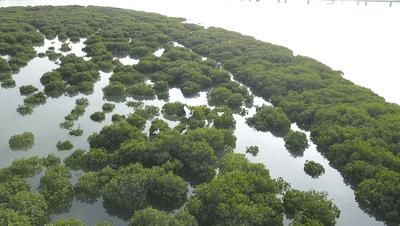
[90, 111, 106, 122]
[56, 140, 74, 151]
[19, 85, 38, 96]
[245, 145, 259, 156]
[102, 103, 115, 113]
[284, 130, 309, 157]
[8, 132, 35, 151]
[304, 160, 325, 178]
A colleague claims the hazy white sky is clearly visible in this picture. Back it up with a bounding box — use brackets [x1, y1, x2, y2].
[1, 0, 400, 104]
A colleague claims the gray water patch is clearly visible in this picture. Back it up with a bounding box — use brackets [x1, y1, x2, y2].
[34, 36, 89, 60]
[173, 41, 185, 48]
[153, 48, 165, 57]
[115, 56, 139, 65]
[51, 197, 127, 226]
[0, 55, 10, 61]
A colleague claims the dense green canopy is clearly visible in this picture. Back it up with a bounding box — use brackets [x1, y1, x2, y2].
[8, 132, 35, 151]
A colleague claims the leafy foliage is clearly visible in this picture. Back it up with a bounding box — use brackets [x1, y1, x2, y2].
[246, 106, 291, 137]
[245, 146, 259, 157]
[56, 140, 74, 151]
[19, 85, 38, 95]
[8, 132, 34, 151]
[284, 130, 309, 157]
[283, 190, 340, 226]
[39, 166, 73, 213]
[90, 111, 105, 122]
[304, 160, 325, 178]
[130, 208, 198, 226]
[10, 191, 49, 226]
[187, 153, 283, 226]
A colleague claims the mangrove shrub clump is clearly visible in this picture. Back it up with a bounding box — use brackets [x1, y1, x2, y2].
[56, 140, 74, 151]
[283, 130, 309, 157]
[5, 156, 43, 178]
[39, 166, 73, 213]
[130, 208, 198, 226]
[16, 104, 33, 116]
[283, 189, 340, 226]
[304, 160, 325, 178]
[0, 208, 31, 225]
[207, 87, 244, 109]
[59, 120, 74, 130]
[245, 145, 259, 157]
[69, 128, 84, 136]
[354, 169, 400, 223]
[74, 164, 188, 217]
[102, 103, 115, 113]
[75, 97, 89, 107]
[103, 82, 127, 102]
[40, 55, 99, 96]
[90, 111, 106, 122]
[62, 97, 90, 130]
[1, 79, 16, 88]
[8, 132, 34, 151]
[246, 106, 291, 137]
[23, 92, 46, 106]
[111, 114, 125, 123]
[187, 153, 283, 226]
[43, 154, 61, 167]
[162, 102, 186, 120]
[59, 43, 71, 52]
[19, 85, 38, 95]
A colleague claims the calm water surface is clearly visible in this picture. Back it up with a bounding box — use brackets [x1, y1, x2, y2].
[0, 1, 394, 225]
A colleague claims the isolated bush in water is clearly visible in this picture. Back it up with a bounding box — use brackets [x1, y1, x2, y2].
[1, 79, 16, 88]
[283, 130, 309, 157]
[23, 92, 46, 106]
[304, 160, 325, 178]
[245, 145, 259, 157]
[56, 140, 74, 151]
[10, 191, 49, 225]
[16, 104, 34, 116]
[102, 103, 115, 113]
[69, 128, 84, 136]
[19, 85, 38, 96]
[90, 111, 105, 122]
[8, 132, 34, 151]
